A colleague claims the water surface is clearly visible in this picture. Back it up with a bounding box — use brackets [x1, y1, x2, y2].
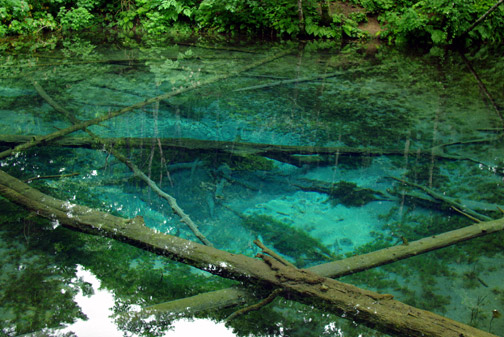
[1, 37, 503, 336]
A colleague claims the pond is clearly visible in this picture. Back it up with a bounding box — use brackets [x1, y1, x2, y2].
[0, 36, 503, 336]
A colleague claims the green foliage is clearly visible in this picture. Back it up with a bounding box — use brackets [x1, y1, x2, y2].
[369, 0, 504, 45]
[58, 6, 94, 30]
[196, 0, 298, 36]
[1, 0, 502, 45]
[136, 0, 195, 34]
[305, 16, 342, 38]
[0, 0, 58, 36]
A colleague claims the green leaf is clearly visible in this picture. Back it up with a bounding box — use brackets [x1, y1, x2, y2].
[430, 29, 446, 44]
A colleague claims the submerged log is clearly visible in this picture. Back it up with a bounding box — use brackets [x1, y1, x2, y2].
[390, 177, 493, 221]
[0, 134, 494, 168]
[233, 70, 345, 92]
[0, 168, 499, 337]
[293, 178, 390, 206]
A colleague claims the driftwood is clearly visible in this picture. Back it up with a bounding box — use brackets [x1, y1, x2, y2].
[0, 48, 293, 161]
[0, 168, 499, 337]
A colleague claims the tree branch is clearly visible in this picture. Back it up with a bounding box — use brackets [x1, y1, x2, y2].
[459, 0, 504, 39]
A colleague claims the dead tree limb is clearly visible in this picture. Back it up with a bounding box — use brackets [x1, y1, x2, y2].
[0, 169, 499, 337]
[458, 0, 504, 39]
[390, 177, 493, 221]
[225, 288, 283, 322]
[32, 81, 213, 246]
[0, 48, 293, 161]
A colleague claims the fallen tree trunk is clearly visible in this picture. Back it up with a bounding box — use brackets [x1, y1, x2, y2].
[0, 168, 498, 337]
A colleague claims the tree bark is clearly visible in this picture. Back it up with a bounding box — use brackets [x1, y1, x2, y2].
[297, 0, 305, 35]
[0, 169, 498, 337]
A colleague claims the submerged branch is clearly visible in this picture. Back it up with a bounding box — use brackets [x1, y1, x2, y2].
[23, 172, 80, 182]
[225, 288, 283, 323]
[459, 51, 503, 125]
[32, 81, 213, 246]
[390, 177, 493, 221]
[233, 71, 345, 92]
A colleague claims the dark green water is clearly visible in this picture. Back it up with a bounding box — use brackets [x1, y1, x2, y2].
[0, 36, 503, 336]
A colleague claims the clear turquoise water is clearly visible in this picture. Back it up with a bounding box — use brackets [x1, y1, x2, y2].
[0, 37, 503, 336]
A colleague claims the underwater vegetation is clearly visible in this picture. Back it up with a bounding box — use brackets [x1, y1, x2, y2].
[241, 214, 336, 267]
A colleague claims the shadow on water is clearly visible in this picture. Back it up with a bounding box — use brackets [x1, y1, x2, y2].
[1, 33, 504, 336]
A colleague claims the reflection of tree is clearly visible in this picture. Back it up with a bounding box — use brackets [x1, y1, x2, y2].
[0, 203, 85, 336]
